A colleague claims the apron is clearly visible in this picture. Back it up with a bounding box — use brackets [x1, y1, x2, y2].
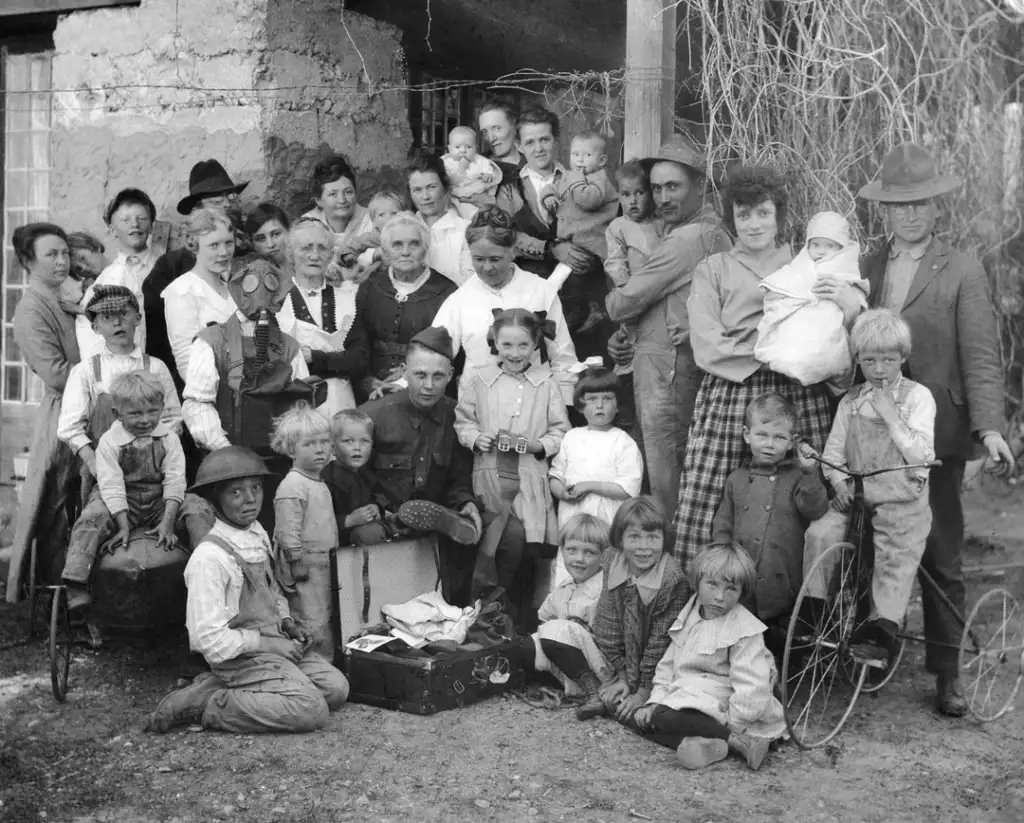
[287, 286, 356, 418]
[472, 431, 522, 599]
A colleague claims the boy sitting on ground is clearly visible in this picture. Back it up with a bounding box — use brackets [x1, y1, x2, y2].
[145, 446, 349, 735]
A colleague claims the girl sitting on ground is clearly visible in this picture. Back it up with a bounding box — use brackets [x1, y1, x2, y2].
[591, 496, 689, 726]
[271, 402, 339, 659]
[632, 543, 785, 771]
[520, 513, 616, 720]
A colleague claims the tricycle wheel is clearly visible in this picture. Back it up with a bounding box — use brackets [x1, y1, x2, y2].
[959, 587, 1023, 722]
[782, 541, 866, 749]
[49, 587, 73, 702]
[856, 617, 906, 695]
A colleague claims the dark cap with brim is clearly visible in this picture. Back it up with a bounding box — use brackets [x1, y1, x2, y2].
[409, 326, 455, 362]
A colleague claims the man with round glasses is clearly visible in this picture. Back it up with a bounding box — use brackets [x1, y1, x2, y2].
[858, 142, 1014, 717]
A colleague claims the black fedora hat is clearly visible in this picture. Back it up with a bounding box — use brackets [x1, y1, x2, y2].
[176, 159, 249, 215]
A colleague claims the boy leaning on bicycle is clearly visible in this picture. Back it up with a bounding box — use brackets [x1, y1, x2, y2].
[802, 311, 935, 669]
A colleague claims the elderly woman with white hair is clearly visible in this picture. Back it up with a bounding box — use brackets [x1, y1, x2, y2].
[355, 211, 458, 398]
[162, 207, 239, 379]
[276, 217, 369, 416]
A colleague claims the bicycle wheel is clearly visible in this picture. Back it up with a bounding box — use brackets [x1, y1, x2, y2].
[782, 541, 867, 748]
[959, 588, 1023, 722]
[49, 587, 73, 702]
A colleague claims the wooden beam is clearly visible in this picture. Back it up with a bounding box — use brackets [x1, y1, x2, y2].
[624, 0, 676, 161]
[0, 0, 138, 17]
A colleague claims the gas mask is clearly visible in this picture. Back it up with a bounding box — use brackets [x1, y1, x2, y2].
[227, 257, 285, 322]
[228, 257, 286, 368]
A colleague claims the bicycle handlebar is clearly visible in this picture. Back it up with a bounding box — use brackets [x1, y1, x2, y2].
[806, 452, 941, 478]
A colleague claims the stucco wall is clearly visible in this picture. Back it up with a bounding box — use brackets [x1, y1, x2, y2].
[264, 0, 411, 215]
[48, 0, 411, 239]
[50, 0, 270, 240]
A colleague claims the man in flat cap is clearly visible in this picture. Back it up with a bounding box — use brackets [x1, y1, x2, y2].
[858, 142, 1014, 717]
[361, 326, 487, 605]
[605, 135, 732, 519]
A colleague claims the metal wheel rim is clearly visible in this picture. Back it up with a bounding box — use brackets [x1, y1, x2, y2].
[857, 621, 907, 695]
[782, 541, 866, 748]
[959, 587, 1023, 722]
[49, 587, 72, 702]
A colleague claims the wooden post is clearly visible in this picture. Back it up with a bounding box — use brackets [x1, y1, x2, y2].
[624, 0, 676, 161]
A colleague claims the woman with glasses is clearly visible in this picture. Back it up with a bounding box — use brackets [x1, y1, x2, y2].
[160, 208, 239, 383]
[276, 218, 369, 416]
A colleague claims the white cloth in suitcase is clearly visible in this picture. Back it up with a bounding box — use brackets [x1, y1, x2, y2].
[755, 220, 864, 387]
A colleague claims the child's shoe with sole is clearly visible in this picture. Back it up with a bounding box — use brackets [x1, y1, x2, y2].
[676, 737, 729, 770]
[728, 732, 771, 770]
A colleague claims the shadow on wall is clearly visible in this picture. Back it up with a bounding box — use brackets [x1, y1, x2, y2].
[265, 136, 408, 217]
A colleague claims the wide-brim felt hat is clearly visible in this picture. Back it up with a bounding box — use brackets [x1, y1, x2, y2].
[176, 159, 249, 214]
[644, 134, 707, 175]
[858, 142, 961, 203]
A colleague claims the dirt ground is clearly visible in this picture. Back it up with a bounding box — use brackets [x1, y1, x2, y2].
[2, 484, 1023, 823]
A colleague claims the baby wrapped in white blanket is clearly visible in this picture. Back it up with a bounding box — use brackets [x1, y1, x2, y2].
[755, 211, 867, 387]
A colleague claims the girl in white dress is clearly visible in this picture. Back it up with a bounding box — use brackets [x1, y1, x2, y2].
[550, 364, 644, 528]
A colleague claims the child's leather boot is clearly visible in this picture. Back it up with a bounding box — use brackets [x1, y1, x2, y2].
[574, 671, 607, 721]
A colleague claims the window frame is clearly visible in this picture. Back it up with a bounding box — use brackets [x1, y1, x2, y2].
[2, 34, 55, 406]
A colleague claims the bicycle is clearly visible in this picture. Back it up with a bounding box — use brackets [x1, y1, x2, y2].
[780, 455, 1024, 748]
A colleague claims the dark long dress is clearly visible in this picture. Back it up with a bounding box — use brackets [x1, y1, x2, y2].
[6, 282, 82, 601]
[354, 267, 456, 397]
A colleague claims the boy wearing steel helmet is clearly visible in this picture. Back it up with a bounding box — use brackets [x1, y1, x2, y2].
[145, 446, 348, 734]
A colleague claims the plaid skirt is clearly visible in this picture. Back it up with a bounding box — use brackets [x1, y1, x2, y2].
[669, 370, 833, 570]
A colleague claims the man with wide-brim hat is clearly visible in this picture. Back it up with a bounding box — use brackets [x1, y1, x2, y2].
[858, 141, 1014, 717]
[605, 134, 733, 518]
[143, 160, 251, 394]
[176, 159, 249, 216]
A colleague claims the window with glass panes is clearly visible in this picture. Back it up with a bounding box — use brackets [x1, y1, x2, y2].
[2, 48, 53, 405]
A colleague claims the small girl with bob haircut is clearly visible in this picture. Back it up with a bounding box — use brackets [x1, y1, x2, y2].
[271, 401, 339, 658]
[455, 307, 571, 624]
[633, 543, 785, 771]
[591, 495, 689, 726]
[550, 363, 643, 532]
[520, 513, 615, 720]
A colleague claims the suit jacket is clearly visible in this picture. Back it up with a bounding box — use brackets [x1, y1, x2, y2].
[862, 237, 1004, 459]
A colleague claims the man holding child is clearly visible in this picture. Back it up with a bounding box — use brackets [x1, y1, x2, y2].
[605, 136, 732, 519]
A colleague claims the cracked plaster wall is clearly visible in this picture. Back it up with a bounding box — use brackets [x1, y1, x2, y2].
[49, 0, 411, 242]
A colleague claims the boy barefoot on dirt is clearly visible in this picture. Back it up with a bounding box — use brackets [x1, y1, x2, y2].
[144, 446, 349, 734]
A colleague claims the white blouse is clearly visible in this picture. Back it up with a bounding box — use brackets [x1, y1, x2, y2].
[420, 208, 476, 286]
[161, 269, 237, 378]
[432, 265, 578, 404]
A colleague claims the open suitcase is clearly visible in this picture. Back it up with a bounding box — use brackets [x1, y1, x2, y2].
[330, 535, 522, 714]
